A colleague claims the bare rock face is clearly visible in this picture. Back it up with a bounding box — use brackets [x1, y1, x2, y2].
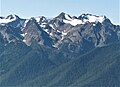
[0, 13, 120, 53]
[22, 18, 53, 47]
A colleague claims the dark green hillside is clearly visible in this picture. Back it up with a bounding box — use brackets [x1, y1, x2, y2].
[0, 41, 56, 86]
[0, 41, 30, 76]
[20, 42, 120, 87]
[0, 41, 70, 86]
[0, 41, 120, 87]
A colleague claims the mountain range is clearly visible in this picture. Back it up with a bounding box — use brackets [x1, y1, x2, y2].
[0, 12, 120, 87]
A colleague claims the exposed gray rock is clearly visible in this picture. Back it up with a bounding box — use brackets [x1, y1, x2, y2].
[0, 13, 120, 53]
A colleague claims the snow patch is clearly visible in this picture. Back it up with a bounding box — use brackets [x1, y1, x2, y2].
[57, 30, 61, 33]
[44, 29, 49, 34]
[50, 32, 53, 36]
[21, 33, 27, 37]
[21, 34, 25, 37]
[0, 15, 17, 24]
[40, 22, 47, 28]
[93, 24, 96, 26]
[49, 24, 55, 29]
[62, 31, 67, 36]
[23, 39, 26, 43]
[35, 17, 40, 23]
[83, 15, 105, 23]
[63, 19, 84, 26]
[24, 19, 29, 27]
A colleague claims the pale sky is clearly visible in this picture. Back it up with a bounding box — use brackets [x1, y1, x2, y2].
[0, 0, 120, 24]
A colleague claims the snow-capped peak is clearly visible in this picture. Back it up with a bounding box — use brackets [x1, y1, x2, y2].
[34, 16, 46, 23]
[6, 14, 18, 20]
[62, 13, 107, 26]
[79, 14, 106, 23]
[63, 19, 84, 26]
[56, 12, 72, 20]
[0, 14, 18, 24]
[62, 13, 84, 26]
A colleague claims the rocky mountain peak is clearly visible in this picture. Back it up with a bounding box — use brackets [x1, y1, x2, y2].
[0, 13, 119, 53]
[78, 13, 107, 23]
[6, 14, 19, 20]
[0, 14, 20, 24]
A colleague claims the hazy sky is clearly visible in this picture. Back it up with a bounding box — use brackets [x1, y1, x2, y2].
[0, 0, 120, 24]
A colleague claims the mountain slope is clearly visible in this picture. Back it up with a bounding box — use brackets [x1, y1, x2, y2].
[0, 13, 120, 52]
[0, 13, 120, 87]
[18, 42, 120, 87]
[0, 42, 55, 86]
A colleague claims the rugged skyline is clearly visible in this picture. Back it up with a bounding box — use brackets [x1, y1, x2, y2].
[0, 12, 119, 49]
[1, 0, 119, 24]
